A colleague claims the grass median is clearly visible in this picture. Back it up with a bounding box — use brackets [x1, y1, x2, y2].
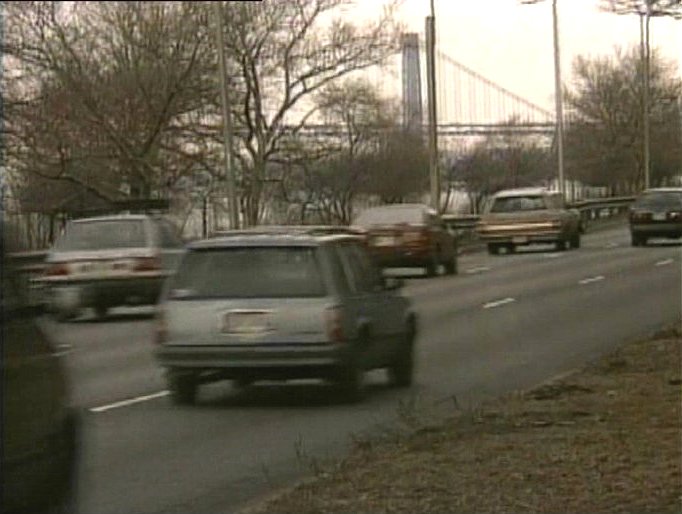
[245, 324, 682, 514]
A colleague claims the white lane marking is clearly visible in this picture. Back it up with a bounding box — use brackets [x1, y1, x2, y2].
[579, 275, 605, 285]
[52, 344, 73, 357]
[544, 253, 563, 259]
[466, 266, 491, 274]
[604, 242, 618, 248]
[655, 259, 674, 267]
[483, 297, 516, 309]
[90, 390, 169, 413]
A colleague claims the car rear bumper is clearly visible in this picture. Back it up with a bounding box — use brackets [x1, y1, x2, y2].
[43, 276, 164, 311]
[478, 229, 563, 245]
[631, 223, 682, 238]
[155, 343, 354, 379]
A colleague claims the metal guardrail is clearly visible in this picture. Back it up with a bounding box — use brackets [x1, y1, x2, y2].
[7, 196, 637, 277]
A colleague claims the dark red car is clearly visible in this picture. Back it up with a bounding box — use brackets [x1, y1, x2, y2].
[353, 204, 458, 276]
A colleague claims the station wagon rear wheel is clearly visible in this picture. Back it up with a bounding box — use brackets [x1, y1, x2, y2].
[168, 371, 198, 406]
[487, 243, 500, 255]
[336, 355, 366, 403]
[425, 256, 438, 277]
[444, 256, 458, 275]
[388, 330, 415, 388]
[631, 233, 646, 247]
[555, 239, 568, 252]
[94, 304, 108, 320]
[570, 232, 581, 249]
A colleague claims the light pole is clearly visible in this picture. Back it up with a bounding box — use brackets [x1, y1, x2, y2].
[643, 0, 652, 190]
[212, 1, 240, 230]
[425, 0, 440, 212]
[552, 0, 566, 199]
[522, 0, 566, 199]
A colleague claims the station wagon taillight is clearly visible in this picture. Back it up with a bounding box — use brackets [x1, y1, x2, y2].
[134, 256, 161, 272]
[324, 306, 345, 343]
[45, 263, 70, 276]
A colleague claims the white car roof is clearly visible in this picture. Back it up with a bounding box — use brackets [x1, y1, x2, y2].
[492, 187, 552, 198]
[69, 214, 150, 223]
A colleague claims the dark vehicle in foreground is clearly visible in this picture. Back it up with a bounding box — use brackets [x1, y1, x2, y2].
[154, 232, 417, 404]
[2, 231, 80, 514]
[353, 204, 457, 276]
[37, 214, 185, 320]
[477, 187, 581, 254]
[629, 188, 682, 246]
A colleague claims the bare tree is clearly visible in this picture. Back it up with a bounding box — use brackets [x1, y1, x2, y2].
[3, 2, 217, 206]
[564, 47, 681, 191]
[601, 0, 682, 18]
[447, 128, 552, 214]
[216, 0, 403, 226]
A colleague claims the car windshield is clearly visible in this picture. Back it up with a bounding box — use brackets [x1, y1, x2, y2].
[168, 246, 326, 299]
[354, 206, 425, 226]
[489, 195, 547, 213]
[53, 220, 148, 251]
[635, 192, 682, 209]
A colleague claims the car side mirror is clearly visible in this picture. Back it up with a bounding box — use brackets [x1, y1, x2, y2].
[383, 277, 404, 291]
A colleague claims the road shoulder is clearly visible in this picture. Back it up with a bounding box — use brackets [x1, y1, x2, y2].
[242, 325, 682, 514]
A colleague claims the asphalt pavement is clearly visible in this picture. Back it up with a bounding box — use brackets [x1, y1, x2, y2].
[44, 223, 682, 514]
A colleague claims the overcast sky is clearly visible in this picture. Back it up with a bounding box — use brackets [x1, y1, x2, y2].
[358, 0, 681, 112]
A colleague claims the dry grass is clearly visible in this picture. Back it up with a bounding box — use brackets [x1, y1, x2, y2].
[246, 330, 682, 514]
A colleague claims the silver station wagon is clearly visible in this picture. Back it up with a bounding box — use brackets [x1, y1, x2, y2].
[154, 232, 418, 404]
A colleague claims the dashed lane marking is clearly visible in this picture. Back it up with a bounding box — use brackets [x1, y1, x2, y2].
[483, 297, 516, 309]
[90, 390, 170, 413]
[466, 266, 491, 274]
[578, 275, 605, 285]
[655, 259, 674, 267]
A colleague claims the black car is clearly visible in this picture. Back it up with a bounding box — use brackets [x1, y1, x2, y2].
[2, 227, 80, 514]
[629, 188, 682, 246]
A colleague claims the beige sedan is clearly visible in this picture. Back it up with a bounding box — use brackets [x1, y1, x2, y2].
[477, 188, 582, 255]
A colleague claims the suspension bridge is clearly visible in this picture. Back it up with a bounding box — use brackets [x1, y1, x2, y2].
[297, 33, 557, 140]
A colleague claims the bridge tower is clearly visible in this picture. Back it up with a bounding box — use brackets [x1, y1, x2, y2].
[401, 33, 423, 133]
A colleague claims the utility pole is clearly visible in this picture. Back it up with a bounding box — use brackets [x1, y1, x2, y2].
[552, 0, 565, 199]
[643, 0, 652, 190]
[212, 1, 240, 229]
[425, 0, 440, 211]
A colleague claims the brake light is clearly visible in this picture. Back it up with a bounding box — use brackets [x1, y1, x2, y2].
[154, 309, 167, 345]
[134, 256, 161, 272]
[324, 306, 345, 343]
[45, 263, 69, 276]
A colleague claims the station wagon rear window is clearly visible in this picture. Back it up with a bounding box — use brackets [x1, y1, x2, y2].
[354, 206, 425, 226]
[490, 196, 547, 213]
[635, 192, 682, 209]
[54, 220, 148, 251]
[168, 247, 326, 299]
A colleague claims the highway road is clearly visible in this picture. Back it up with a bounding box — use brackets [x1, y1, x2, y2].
[44, 223, 681, 514]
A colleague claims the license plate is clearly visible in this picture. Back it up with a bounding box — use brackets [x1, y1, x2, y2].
[652, 213, 667, 221]
[512, 236, 528, 244]
[223, 312, 270, 334]
[374, 236, 395, 246]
